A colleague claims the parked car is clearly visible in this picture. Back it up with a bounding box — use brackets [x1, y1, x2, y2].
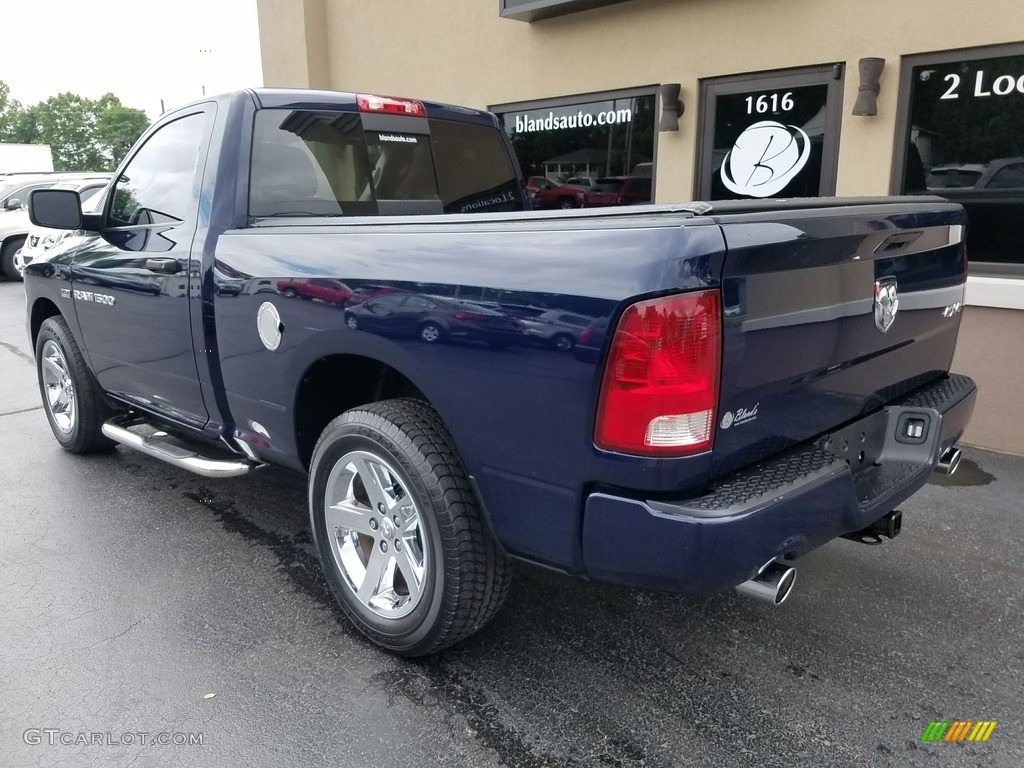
[14, 179, 109, 279]
[345, 291, 523, 345]
[1, 176, 68, 279]
[277, 277, 352, 304]
[582, 176, 653, 207]
[0, 174, 58, 211]
[520, 309, 593, 349]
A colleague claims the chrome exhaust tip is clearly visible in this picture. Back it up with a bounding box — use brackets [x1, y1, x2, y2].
[735, 561, 797, 606]
[936, 446, 962, 476]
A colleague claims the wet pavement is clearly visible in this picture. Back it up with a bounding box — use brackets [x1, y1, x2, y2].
[1, 279, 1022, 767]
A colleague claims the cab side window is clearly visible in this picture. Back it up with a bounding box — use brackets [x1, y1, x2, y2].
[108, 113, 208, 227]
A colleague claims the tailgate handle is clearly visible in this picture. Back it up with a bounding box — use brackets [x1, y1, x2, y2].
[874, 231, 921, 254]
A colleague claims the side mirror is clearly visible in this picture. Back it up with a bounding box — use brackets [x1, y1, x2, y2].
[29, 189, 86, 230]
[5, 198, 21, 210]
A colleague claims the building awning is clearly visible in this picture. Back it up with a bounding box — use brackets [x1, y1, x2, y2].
[500, 0, 633, 22]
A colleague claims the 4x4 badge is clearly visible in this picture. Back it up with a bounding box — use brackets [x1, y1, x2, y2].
[874, 277, 898, 334]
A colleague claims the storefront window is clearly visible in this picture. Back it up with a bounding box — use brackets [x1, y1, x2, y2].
[895, 46, 1024, 272]
[696, 65, 844, 200]
[493, 90, 656, 208]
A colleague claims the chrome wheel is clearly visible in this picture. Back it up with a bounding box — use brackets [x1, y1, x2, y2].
[324, 450, 427, 619]
[420, 323, 441, 343]
[309, 399, 512, 655]
[40, 339, 76, 434]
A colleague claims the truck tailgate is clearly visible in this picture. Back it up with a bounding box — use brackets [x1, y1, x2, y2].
[710, 199, 967, 479]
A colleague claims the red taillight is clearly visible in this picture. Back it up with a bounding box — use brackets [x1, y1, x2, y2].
[595, 290, 721, 456]
[357, 94, 426, 117]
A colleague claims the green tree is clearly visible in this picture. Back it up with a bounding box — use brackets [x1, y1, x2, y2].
[0, 81, 150, 172]
[94, 96, 150, 168]
[0, 80, 25, 142]
[6, 103, 44, 145]
[35, 92, 104, 171]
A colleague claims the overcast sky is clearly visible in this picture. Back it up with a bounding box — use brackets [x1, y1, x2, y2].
[1, 0, 264, 119]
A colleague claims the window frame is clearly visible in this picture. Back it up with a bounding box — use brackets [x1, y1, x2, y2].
[891, 42, 1024, 283]
[695, 63, 845, 200]
[889, 42, 1024, 195]
[104, 106, 214, 232]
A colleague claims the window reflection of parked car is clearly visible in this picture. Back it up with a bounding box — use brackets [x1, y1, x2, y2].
[526, 176, 556, 198]
[971, 157, 1024, 190]
[521, 309, 593, 350]
[926, 158, 1024, 192]
[930, 157, 1024, 267]
[582, 176, 652, 207]
[926, 163, 986, 190]
[344, 291, 523, 346]
[532, 181, 591, 210]
[277, 277, 352, 304]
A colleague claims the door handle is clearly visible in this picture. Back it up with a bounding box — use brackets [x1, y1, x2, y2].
[145, 257, 178, 274]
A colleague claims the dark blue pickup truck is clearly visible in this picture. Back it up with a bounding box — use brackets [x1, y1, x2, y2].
[25, 88, 976, 655]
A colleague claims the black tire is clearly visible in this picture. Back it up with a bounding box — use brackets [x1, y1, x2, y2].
[419, 322, 442, 343]
[283, 288, 297, 298]
[552, 333, 575, 351]
[557, 197, 575, 210]
[308, 398, 511, 656]
[2, 237, 25, 280]
[345, 313, 359, 330]
[35, 316, 115, 453]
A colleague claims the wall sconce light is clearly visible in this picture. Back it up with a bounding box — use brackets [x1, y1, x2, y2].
[852, 57, 885, 116]
[659, 83, 684, 131]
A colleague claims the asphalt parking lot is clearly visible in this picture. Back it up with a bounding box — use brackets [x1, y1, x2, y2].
[1, 277, 1021, 768]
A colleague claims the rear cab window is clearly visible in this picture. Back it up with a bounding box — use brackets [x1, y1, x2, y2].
[249, 108, 525, 218]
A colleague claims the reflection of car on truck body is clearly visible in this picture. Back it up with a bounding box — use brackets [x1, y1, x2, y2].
[344, 291, 523, 346]
[25, 88, 975, 657]
[277, 277, 352, 304]
[520, 309, 592, 349]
